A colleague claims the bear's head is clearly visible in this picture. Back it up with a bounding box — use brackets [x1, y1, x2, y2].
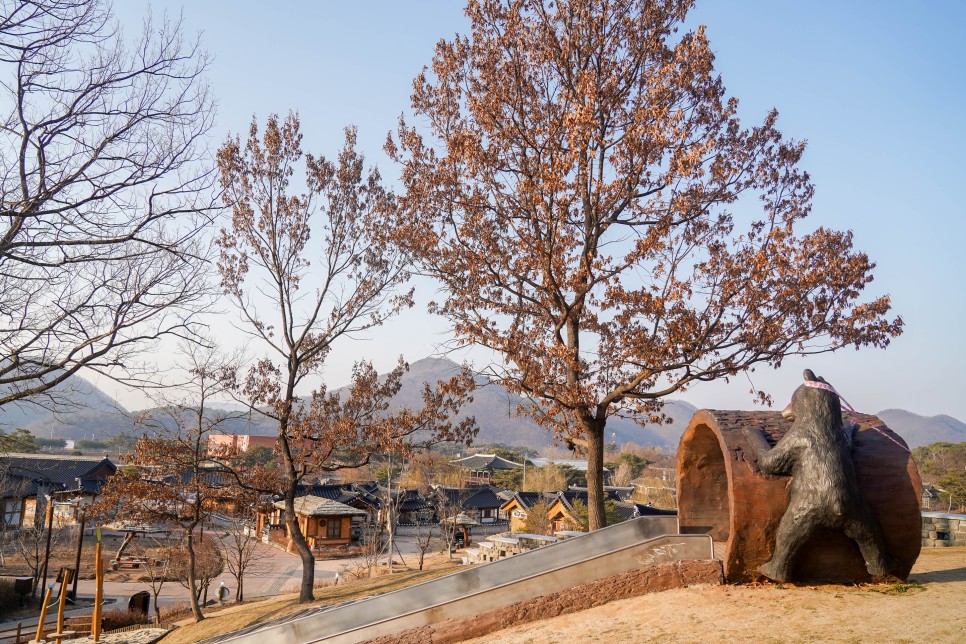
[781, 369, 842, 425]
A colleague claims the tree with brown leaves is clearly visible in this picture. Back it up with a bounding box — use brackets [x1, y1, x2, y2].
[387, 0, 903, 530]
[97, 344, 249, 623]
[216, 113, 477, 603]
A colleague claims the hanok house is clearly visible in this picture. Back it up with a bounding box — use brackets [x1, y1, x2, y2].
[263, 496, 367, 553]
[434, 485, 504, 525]
[389, 488, 435, 526]
[501, 491, 555, 532]
[449, 453, 523, 486]
[545, 489, 625, 532]
[300, 482, 382, 531]
[0, 453, 116, 529]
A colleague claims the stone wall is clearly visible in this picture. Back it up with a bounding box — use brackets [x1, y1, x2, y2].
[921, 511, 966, 547]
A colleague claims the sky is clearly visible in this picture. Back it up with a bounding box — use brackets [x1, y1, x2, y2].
[102, 1, 966, 420]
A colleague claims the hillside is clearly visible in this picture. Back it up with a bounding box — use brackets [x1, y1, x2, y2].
[374, 357, 695, 450]
[874, 409, 966, 447]
[3, 358, 963, 451]
[0, 374, 128, 439]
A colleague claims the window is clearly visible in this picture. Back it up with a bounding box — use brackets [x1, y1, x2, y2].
[327, 518, 341, 539]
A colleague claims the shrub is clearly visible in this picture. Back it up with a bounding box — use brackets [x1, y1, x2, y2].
[100, 607, 150, 631]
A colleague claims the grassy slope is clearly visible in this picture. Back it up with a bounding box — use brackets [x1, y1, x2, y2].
[160, 561, 461, 644]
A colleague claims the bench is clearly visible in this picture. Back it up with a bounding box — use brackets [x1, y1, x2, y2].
[111, 558, 145, 570]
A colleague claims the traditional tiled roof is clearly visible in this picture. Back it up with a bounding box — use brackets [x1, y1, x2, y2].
[435, 485, 503, 510]
[274, 495, 367, 517]
[501, 491, 549, 512]
[0, 453, 116, 495]
[569, 485, 635, 501]
[449, 453, 523, 470]
[462, 487, 502, 509]
[553, 488, 622, 512]
[299, 483, 350, 501]
[392, 489, 431, 512]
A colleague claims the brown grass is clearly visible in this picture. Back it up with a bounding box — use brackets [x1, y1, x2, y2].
[463, 547, 966, 644]
[160, 548, 966, 644]
[159, 555, 462, 644]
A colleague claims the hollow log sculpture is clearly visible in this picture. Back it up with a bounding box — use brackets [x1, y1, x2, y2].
[676, 377, 921, 583]
[742, 370, 893, 581]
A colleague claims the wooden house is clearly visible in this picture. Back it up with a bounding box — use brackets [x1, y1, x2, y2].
[448, 453, 523, 486]
[0, 453, 116, 529]
[500, 491, 552, 532]
[434, 485, 504, 525]
[264, 495, 367, 552]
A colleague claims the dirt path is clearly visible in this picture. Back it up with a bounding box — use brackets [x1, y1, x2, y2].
[464, 548, 966, 644]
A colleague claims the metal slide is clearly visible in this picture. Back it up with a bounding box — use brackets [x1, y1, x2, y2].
[218, 517, 712, 644]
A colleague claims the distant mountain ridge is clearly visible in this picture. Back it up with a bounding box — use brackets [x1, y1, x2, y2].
[873, 409, 966, 448]
[2, 358, 963, 451]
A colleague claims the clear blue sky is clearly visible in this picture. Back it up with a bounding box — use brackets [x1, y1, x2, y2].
[109, 1, 965, 420]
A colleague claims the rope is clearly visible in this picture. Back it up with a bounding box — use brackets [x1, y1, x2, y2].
[802, 380, 910, 453]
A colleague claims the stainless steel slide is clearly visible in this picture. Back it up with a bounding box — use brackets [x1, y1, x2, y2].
[220, 517, 712, 644]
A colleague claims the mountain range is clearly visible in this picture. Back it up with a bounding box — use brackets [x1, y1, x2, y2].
[2, 357, 964, 451]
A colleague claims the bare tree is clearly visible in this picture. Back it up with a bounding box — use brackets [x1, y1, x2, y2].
[411, 520, 439, 571]
[523, 465, 569, 493]
[171, 536, 222, 609]
[216, 113, 477, 603]
[220, 506, 271, 603]
[0, 0, 215, 409]
[340, 521, 383, 580]
[13, 522, 69, 593]
[130, 537, 173, 625]
[434, 486, 473, 560]
[520, 499, 553, 536]
[610, 462, 635, 488]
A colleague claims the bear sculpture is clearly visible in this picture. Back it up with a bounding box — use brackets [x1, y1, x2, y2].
[743, 369, 894, 582]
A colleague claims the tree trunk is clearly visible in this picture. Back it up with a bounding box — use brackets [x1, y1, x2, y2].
[186, 530, 205, 622]
[583, 417, 607, 531]
[284, 496, 316, 603]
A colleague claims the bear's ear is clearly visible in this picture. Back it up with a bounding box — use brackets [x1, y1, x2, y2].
[803, 369, 818, 382]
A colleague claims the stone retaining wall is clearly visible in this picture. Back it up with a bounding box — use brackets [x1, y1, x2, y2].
[921, 512, 966, 547]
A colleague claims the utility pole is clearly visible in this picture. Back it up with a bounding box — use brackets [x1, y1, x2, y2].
[386, 452, 394, 573]
[72, 504, 86, 600]
[522, 450, 528, 491]
[39, 494, 55, 597]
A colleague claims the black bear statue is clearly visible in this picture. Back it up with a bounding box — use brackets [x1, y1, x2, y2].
[743, 369, 894, 582]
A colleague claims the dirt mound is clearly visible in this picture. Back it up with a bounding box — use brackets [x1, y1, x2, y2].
[462, 548, 966, 643]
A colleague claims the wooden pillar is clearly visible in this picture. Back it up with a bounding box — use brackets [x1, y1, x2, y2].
[34, 586, 54, 642]
[50, 568, 73, 642]
[92, 541, 103, 641]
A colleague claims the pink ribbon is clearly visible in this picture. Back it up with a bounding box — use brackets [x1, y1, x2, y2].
[801, 380, 910, 453]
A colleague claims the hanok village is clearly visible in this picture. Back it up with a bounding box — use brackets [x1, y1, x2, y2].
[0, 1, 964, 643]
